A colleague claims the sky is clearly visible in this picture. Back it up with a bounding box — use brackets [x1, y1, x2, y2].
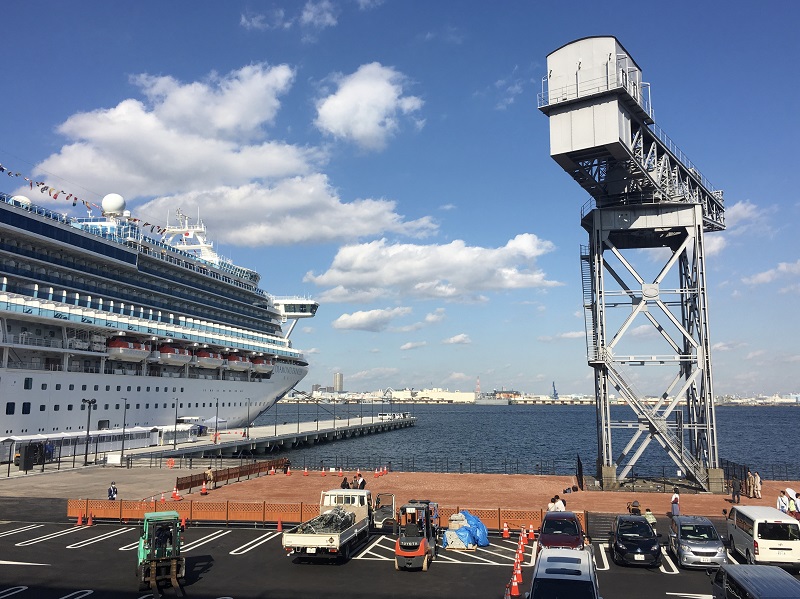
[1, 1, 798, 397]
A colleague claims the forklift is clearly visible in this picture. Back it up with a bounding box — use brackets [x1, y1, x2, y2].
[136, 511, 185, 593]
[394, 500, 439, 571]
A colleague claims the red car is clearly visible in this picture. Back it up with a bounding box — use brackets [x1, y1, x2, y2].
[535, 511, 586, 555]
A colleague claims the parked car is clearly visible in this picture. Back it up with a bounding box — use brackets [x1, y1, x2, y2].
[526, 548, 602, 599]
[668, 515, 727, 569]
[609, 514, 662, 567]
[710, 564, 800, 599]
[723, 505, 800, 569]
[535, 511, 586, 555]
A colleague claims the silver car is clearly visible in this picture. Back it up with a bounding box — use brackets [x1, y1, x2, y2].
[668, 515, 728, 569]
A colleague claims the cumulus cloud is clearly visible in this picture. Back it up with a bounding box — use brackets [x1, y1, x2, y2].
[443, 334, 471, 345]
[240, 9, 291, 31]
[742, 259, 800, 286]
[400, 341, 427, 350]
[537, 331, 584, 342]
[315, 62, 424, 150]
[332, 307, 411, 332]
[300, 0, 338, 29]
[348, 367, 399, 382]
[445, 372, 472, 383]
[306, 233, 560, 302]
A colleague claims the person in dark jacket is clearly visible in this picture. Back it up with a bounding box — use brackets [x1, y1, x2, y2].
[731, 475, 742, 504]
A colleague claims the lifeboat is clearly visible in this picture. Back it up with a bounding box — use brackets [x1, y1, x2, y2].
[225, 353, 252, 371]
[195, 350, 224, 369]
[158, 345, 193, 365]
[251, 357, 274, 374]
[107, 337, 150, 362]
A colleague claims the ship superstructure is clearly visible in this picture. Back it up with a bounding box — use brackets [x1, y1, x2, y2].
[0, 191, 318, 437]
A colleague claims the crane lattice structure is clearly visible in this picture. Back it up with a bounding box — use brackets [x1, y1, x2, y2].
[539, 37, 725, 492]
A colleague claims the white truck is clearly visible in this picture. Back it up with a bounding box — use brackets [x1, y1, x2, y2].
[283, 489, 380, 562]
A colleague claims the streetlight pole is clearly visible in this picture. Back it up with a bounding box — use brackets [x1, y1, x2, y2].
[246, 399, 250, 440]
[120, 398, 128, 462]
[173, 397, 178, 450]
[214, 398, 219, 444]
[82, 398, 96, 466]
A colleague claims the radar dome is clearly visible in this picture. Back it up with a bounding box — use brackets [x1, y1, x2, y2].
[11, 195, 31, 207]
[102, 193, 126, 215]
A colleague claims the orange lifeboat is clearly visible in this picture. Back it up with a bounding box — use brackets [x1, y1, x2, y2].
[195, 350, 224, 369]
[251, 357, 274, 374]
[158, 345, 193, 365]
[225, 353, 252, 371]
[107, 337, 150, 362]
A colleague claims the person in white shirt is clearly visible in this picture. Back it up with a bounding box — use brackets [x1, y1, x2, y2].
[777, 490, 789, 513]
[670, 488, 680, 516]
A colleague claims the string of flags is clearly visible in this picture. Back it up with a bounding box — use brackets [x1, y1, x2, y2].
[0, 162, 167, 234]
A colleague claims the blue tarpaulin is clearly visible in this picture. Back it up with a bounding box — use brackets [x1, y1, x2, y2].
[441, 510, 490, 548]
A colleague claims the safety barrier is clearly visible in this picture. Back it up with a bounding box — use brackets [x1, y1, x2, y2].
[67, 499, 584, 532]
[174, 457, 288, 494]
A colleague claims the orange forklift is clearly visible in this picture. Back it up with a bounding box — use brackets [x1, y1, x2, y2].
[394, 500, 439, 571]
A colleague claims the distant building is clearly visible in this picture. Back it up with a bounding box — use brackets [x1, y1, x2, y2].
[333, 372, 344, 392]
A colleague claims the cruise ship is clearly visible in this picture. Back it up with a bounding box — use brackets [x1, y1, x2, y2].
[0, 190, 318, 441]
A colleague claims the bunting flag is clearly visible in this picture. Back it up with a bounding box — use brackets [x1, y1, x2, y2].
[0, 162, 104, 213]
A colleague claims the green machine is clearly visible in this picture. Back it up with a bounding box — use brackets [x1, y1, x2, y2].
[136, 511, 185, 592]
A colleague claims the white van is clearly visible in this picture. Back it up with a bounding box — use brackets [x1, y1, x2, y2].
[723, 506, 800, 568]
[711, 564, 800, 599]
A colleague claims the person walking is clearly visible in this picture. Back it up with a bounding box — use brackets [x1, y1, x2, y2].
[746, 470, 754, 498]
[731, 475, 742, 504]
[205, 467, 214, 490]
[777, 490, 790, 513]
[670, 488, 680, 516]
[107, 481, 118, 500]
[753, 471, 762, 498]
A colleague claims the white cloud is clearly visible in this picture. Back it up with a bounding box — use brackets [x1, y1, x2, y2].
[742, 259, 800, 286]
[332, 307, 411, 332]
[745, 350, 765, 360]
[306, 233, 560, 302]
[355, 0, 384, 9]
[443, 334, 471, 345]
[314, 63, 423, 150]
[445, 372, 472, 383]
[425, 308, 446, 323]
[538, 331, 584, 342]
[703, 233, 727, 256]
[240, 9, 291, 31]
[348, 366, 399, 381]
[300, 0, 338, 29]
[141, 174, 437, 247]
[400, 341, 427, 350]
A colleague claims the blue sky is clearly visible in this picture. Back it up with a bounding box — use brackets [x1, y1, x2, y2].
[2, 1, 798, 397]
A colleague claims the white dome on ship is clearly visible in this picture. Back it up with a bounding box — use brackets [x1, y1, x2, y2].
[11, 195, 31, 206]
[102, 193, 126, 215]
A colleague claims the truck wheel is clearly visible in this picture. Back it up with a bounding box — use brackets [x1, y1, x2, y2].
[342, 544, 351, 562]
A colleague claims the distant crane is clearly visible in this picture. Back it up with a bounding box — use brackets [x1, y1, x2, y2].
[551, 382, 559, 401]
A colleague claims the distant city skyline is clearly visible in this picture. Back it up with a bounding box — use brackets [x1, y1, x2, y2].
[2, 2, 797, 397]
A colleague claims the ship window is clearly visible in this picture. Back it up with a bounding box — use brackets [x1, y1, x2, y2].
[82, 385, 87, 391]
[93, 385, 99, 391]
[181, 388, 184, 392]
[115, 404, 119, 410]
[35, 328, 42, 335]
[105, 386, 110, 392]
[156, 387, 160, 392]
[67, 405, 73, 411]
[69, 384, 74, 390]
[5, 402, 14, 415]
[24, 378, 33, 390]
[137, 387, 141, 392]
[22, 402, 31, 414]
[147, 387, 151, 392]
[172, 387, 176, 392]
[180, 403, 183, 408]
[56, 384, 61, 390]
[80, 404, 85, 411]
[116, 386, 121, 392]
[39, 405, 45, 411]
[136, 404, 140, 409]
[54, 405, 60, 411]
[104, 404, 109, 410]
[41, 384, 47, 390]
[145, 404, 150, 409]
[127, 386, 132, 392]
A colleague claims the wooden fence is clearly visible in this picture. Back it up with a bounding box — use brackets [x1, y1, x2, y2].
[66, 498, 584, 532]
[174, 457, 289, 495]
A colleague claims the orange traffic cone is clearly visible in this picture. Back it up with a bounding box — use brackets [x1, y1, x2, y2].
[521, 528, 528, 545]
[502, 522, 510, 539]
[303, 467, 309, 476]
[504, 582, 512, 599]
[172, 486, 178, 499]
[285, 466, 291, 476]
[510, 577, 520, 597]
[160, 492, 166, 503]
[269, 466, 275, 475]
[374, 468, 379, 478]
[321, 467, 326, 476]
[277, 518, 283, 532]
[201, 481, 208, 495]
[87, 512, 94, 527]
[513, 560, 522, 583]
[76, 513, 83, 526]
[338, 467, 343, 477]
[529, 524, 535, 538]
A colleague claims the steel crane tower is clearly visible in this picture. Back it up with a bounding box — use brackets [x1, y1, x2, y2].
[538, 37, 725, 492]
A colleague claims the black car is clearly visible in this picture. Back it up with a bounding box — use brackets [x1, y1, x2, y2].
[609, 514, 662, 567]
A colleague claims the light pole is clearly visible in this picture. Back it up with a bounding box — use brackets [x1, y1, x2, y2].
[246, 399, 250, 440]
[82, 398, 96, 466]
[120, 398, 128, 462]
[173, 398, 179, 450]
[214, 398, 219, 444]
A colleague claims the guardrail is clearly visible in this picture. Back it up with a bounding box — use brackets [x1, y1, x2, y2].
[66, 499, 585, 534]
[174, 457, 289, 494]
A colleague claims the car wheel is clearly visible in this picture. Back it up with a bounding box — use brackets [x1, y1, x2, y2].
[610, 547, 621, 565]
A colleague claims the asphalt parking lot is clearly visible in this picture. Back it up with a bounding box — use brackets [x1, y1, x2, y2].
[0, 520, 797, 599]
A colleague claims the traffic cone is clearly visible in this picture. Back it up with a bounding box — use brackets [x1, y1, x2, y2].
[513, 560, 522, 583]
[303, 467, 309, 476]
[172, 486, 178, 499]
[87, 512, 94, 527]
[510, 577, 520, 597]
[521, 528, 528, 545]
[160, 492, 166, 503]
[269, 466, 275, 475]
[338, 467, 343, 477]
[502, 522, 510, 539]
[76, 513, 83, 526]
[374, 468, 379, 478]
[285, 466, 291, 476]
[382, 466, 388, 476]
[201, 481, 208, 495]
[321, 467, 326, 476]
[529, 524, 535, 538]
[504, 582, 511, 599]
[277, 518, 283, 532]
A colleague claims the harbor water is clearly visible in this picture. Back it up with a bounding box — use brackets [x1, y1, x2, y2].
[252, 403, 799, 481]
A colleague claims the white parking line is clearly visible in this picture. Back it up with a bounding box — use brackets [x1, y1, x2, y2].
[181, 529, 231, 552]
[0, 525, 44, 538]
[727, 550, 740, 564]
[593, 543, 609, 571]
[118, 540, 139, 551]
[66, 527, 134, 549]
[15, 527, 84, 546]
[229, 532, 280, 555]
[0, 589, 28, 599]
[356, 534, 392, 559]
[659, 546, 680, 574]
[56, 592, 93, 599]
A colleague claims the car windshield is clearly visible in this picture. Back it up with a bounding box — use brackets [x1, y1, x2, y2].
[757, 522, 800, 541]
[618, 521, 654, 539]
[680, 524, 719, 541]
[531, 579, 595, 599]
[542, 519, 579, 536]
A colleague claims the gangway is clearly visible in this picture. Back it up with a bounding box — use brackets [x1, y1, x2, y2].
[538, 37, 724, 492]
